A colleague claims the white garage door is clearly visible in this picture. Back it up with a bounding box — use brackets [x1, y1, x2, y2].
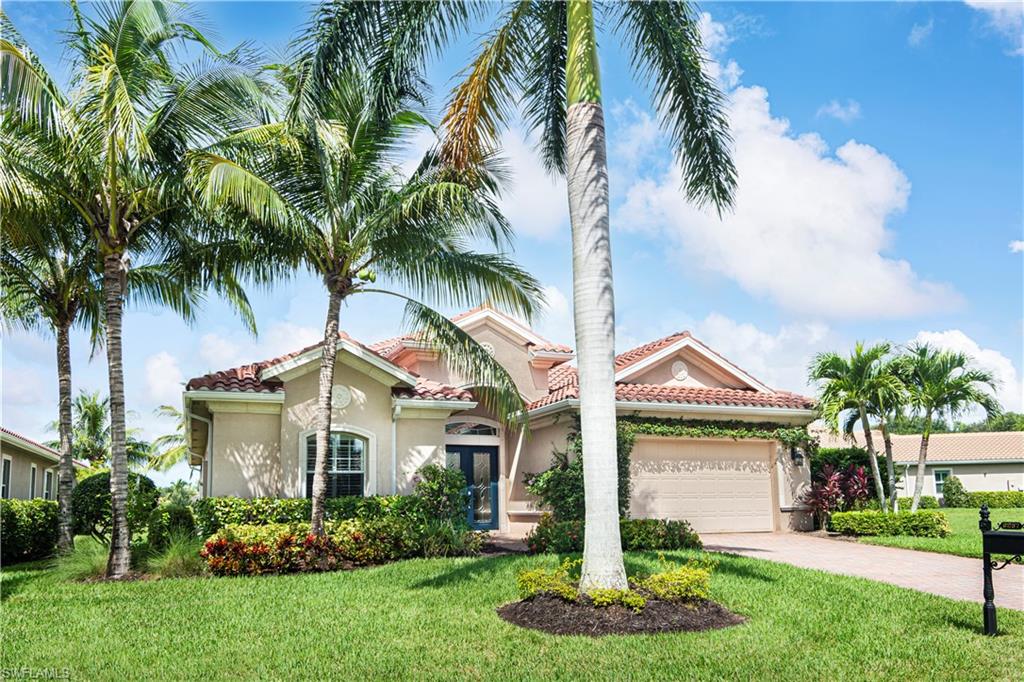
[630, 438, 775, 533]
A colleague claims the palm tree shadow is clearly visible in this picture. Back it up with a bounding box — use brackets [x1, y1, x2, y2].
[409, 554, 520, 589]
[1, 560, 55, 602]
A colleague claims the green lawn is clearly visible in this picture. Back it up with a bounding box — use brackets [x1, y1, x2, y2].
[858, 507, 1024, 558]
[2, 551, 1022, 680]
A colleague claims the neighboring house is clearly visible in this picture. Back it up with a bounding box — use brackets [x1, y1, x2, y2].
[183, 307, 817, 534]
[0, 427, 85, 500]
[816, 429, 1024, 499]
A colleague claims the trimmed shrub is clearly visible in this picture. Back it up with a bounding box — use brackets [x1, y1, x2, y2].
[71, 472, 159, 541]
[965, 491, 1024, 509]
[864, 496, 939, 511]
[516, 558, 580, 601]
[588, 588, 646, 612]
[331, 517, 421, 565]
[0, 498, 59, 564]
[940, 476, 969, 507]
[412, 464, 468, 526]
[526, 514, 702, 554]
[829, 510, 951, 538]
[147, 504, 197, 551]
[635, 557, 714, 603]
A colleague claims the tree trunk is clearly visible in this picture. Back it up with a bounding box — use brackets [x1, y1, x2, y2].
[880, 418, 898, 512]
[103, 253, 131, 577]
[310, 286, 343, 536]
[566, 0, 627, 592]
[859, 407, 886, 512]
[55, 321, 76, 553]
[910, 413, 932, 512]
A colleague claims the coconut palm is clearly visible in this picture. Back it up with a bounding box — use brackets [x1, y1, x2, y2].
[189, 65, 543, 535]
[904, 343, 1000, 511]
[810, 343, 903, 511]
[421, 0, 735, 590]
[148, 405, 190, 472]
[1, 208, 101, 552]
[45, 391, 152, 469]
[1, 1, 269, 576]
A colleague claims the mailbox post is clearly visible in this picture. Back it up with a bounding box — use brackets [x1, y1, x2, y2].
[979, 504, 1023, 636]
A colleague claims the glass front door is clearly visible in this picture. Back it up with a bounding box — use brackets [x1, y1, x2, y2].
[445, 445, 499, 530]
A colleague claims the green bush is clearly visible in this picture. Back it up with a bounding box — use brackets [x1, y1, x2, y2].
[829, 510, 951, 538]
[413, 464, 468, 526]
[516, 558, 580, 601]
[330, 517, 421, 564]
[191, 495, 429, 536]
[635, 557, 714, 603]
[419, 520, 484, 558]
[146, 533, 206, 578]
[525, 514, 702, 554]
[147, 504, 197, 551]
[965, 491, 1024, 509]
[523, 422, 633, 522]
[865, 496, 939, 511]
[940, 476, 969, 507]
[588, 587, 646, 612]
[0, 499, 59, 564]
[71, 472, 159, 541]
[812, 447, 896, 499]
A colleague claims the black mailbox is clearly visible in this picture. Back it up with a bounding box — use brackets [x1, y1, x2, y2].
[979, 505, 1024, 636]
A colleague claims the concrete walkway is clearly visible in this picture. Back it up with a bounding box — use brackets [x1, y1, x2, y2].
[703, 532, 1023, 611]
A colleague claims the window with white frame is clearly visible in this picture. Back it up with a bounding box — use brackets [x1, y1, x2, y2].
[30, 464, 37, 499]
[445, 421, 498, 436]
[934, 469, 951, 495]
[305, 432, 365, 498]
[44, 469, 54, 500]
[1, 457, 11, 499]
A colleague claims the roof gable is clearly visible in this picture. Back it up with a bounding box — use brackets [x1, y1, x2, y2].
[614, 333, 772, 393]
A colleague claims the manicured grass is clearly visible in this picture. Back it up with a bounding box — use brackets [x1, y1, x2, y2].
[2, 550, 1021, 680]
[858, 507, 1024, 558]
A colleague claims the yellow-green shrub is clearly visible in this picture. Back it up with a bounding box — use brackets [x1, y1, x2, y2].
[588, 588, 646, 612]
[635, 556, 714, 603]
[515, 558, 580, 601]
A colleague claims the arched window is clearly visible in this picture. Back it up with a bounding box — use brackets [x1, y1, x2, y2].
[445, 421, 498, 436]
[305, 432, 365, 498]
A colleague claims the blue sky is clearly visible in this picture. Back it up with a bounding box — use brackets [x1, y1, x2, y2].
[3, 1, 1022, 484]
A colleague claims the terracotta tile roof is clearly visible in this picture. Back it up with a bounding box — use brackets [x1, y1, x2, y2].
[615, 332, 691, 370]
[186, 332, 468, 403]
[818, 429, 1024, 463]
[393, 379, 474, 402]
[530, 341, 574, 354]
[368, 334, 419, 360]
[0, 427, 61, 457]
[528, 367, 815, 412]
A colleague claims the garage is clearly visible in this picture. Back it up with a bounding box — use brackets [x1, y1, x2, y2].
[630, 437, 776, 533]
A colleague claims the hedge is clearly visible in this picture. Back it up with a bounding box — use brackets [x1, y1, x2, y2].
[71, 471, 159, 540]
[829, 510, 951, 538]
[961, 491, 1024, 509]
[192, 495, 431, 537]
[526, 514, 703, 554]
[147, 504, 197, 550]
[865, 496, 939, 511]
[0, 499, 59, 564]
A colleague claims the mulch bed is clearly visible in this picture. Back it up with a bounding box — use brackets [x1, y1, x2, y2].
[496, 594, 746, 637]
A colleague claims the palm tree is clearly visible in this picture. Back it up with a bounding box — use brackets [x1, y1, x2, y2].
[148, 405, 190, 473]
[45, 391, 152, 469]
[1, 209, 101, 553]
[189, 66, 543, 535]
[810, 343, 903, 511]
[423, 0, 736, 590]
[904, 343, 1000, 511]
[2, 1, 268, 577]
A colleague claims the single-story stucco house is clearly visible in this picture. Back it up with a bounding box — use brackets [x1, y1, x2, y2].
[818, 429, 1024, 500]
[183, 307, 817, 535]
[0, 427, 85, 500]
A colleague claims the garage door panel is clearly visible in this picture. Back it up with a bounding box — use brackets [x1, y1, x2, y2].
[630, 439, 774, 533]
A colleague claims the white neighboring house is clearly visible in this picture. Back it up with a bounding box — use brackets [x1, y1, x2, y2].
[817, 428, 1024, 500]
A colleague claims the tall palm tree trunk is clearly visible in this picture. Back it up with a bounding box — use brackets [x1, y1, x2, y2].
[103, 253, 131, 577]
[55, 320, 76, 553]
[880, 418, 898, 512]
[310, 286, 343, 535]
[910, 414, 932, 512]
[858, 408, 886, 511]
[566, 0, 626, 592]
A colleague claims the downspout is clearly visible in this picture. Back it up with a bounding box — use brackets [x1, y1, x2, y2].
[189, 412, 213, 498]
[391, 404, 401, 495]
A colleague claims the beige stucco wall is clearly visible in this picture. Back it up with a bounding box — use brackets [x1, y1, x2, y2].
[394, 414, 449, 494]
[508, 418, 574, 506]
[209, 410, 283, 497]
[901, 462, 1024, 498]
[627, 349, 745, 389]
[0, 442, 59, 500]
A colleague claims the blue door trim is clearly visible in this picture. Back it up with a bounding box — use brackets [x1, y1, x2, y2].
[446, 445, 499, 530]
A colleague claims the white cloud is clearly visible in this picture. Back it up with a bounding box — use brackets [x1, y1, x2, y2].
[615, 83, 960, 318]
[198, 322, 321, 371]
[816, 99, 862, 123]
[494, 128, 568, 241]
[534, 284, 573, 345]
[910, 330, 1023, 412]
[698, 12, 743, 89]
[144, 351, 184, 405]
[965, 1, 1024, 55]
[1009, 240, 1024, 253]
[1, 365, 47, 406]
[908, 19, 935, 47]
[198, 333, 242, 370]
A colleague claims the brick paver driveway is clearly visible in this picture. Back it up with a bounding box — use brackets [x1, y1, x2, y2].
[703, 532, 1023, 610]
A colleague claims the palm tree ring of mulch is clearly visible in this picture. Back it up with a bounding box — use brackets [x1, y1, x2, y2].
[496, 595, 746, 636]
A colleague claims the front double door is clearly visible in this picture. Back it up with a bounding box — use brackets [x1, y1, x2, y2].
[445, 445, 499, 530]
